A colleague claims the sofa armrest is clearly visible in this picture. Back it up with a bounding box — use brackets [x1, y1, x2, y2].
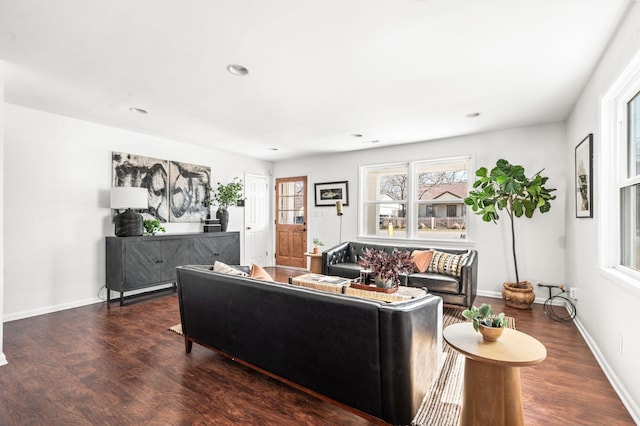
[460, 250, 478, 308]
[322, 241, 351, 274]
[379, 294, 443, 425]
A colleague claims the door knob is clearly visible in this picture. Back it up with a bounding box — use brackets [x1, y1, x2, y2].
[246, 226, 252, 230]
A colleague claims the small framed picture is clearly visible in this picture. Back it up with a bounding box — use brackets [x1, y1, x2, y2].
[314, 181, 349, 207]
[575, 134, 593, 218]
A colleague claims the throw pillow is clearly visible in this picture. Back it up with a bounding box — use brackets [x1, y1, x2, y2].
[250, 263, 274, 281]
[213, 261, 248, 277]
[429, 250, 467, 278]
[411, 250, 434, 273]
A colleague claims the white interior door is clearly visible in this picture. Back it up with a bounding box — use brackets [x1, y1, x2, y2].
[244, 173, 270, 266]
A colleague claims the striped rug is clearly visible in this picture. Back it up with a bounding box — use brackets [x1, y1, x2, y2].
[411, 307, 516, 426]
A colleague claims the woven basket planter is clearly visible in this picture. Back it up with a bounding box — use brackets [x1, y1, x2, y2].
[502, 281, 535, 310]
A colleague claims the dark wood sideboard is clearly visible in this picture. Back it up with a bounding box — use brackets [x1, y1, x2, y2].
[106, 232, 240, 305]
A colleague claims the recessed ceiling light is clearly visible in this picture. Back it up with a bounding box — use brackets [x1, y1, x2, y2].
[269, 147, 279, 151]
[227, 64, 249, 76]
[129, 107, 148, 114]
[351, 133, 363, 138]
[466, 112, 480, 118]
[362, 140, 380, 144]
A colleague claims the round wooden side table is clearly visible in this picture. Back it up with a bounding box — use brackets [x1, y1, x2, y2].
[443, 322, 546, 426]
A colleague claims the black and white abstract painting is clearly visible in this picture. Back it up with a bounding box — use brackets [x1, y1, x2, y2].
[112, 152, 170, 222]
[112, 152, 211, 223]
[168, 161, 211, 222]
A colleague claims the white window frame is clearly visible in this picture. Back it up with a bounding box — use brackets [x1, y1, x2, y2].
[600, 48, 640, 289]
[358, 156, 472, 245]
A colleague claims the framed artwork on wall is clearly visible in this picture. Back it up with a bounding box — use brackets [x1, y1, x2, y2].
[575, 134, 593, 218]
[112, 152, 170, 222]
[314, 181, 349, 207]
[112, 152, 211, 223]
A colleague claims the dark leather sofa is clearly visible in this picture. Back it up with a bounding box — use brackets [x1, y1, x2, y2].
[322, 241, 477, 308]
[176, 265, 443, 425]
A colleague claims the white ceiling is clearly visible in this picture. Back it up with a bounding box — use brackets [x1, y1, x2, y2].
[0, 0, 632, 160]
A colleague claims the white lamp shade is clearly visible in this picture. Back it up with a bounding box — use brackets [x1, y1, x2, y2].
[111, 186, 148, 210]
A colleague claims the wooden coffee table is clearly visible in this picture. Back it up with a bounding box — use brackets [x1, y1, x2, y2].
[443, 323, 546, 426]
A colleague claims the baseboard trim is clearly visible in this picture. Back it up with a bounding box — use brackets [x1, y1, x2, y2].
[3, 297, 102, 323]
[573, 317, 640, 424]
[476, 290, 563, 306]
[0, 352, 7, 366]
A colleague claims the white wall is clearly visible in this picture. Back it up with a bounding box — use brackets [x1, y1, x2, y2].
[565, 3, 640, 421]
[3, 103, 271, 320]
[0, 61, 7, 366]
[273, 122, 567, 300]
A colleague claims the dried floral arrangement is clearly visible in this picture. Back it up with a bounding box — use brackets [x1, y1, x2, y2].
[359, 248, 414, 287]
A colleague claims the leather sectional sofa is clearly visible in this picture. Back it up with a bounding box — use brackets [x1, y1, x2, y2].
[322, 241, 477, 308]
[176, 264, 443, 425]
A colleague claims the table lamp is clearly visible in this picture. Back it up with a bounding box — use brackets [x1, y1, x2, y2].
[111, 186, 148, 237]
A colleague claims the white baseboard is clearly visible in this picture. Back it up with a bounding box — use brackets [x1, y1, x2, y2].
[3, 297, 102, 323]
[476, 290, 563, 306]
[573, 317, 640, 424]
[0, 352, 7, 366]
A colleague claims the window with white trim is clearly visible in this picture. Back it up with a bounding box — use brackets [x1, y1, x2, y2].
[601, 50, 640, 283]
[359, 157, 470, 241]
[621, 90, 640, 270]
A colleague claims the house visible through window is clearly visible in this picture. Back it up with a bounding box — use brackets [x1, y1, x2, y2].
[360, 157, 470, 241]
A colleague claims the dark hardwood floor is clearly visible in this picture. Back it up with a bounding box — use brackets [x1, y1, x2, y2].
[0, 267, 634, 425]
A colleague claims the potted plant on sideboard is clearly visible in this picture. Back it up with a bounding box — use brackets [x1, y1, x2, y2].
[464, 159, 556, 309]
[211, 177, 244, 232]
[143, 219, 166, 236]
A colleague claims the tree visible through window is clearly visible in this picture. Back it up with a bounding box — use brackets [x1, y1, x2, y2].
[361, 158, 470, 240]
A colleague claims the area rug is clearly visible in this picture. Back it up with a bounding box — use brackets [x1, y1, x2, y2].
[168, 308, 515, 426]
[411, 307, 516, 426]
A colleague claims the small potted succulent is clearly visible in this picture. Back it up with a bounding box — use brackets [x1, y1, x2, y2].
[359, 248, 414, 289]
[312, 238, 324, 254]
[462, 303, 508, 341]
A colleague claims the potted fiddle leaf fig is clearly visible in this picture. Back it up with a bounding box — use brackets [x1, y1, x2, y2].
[464, 159, 556, 309]
[211, 177, 244, 232]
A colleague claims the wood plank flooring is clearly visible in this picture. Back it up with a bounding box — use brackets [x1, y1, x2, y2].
[0, 266, 634, 425]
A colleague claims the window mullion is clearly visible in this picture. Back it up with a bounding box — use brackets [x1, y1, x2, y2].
[406, 161, 416, 239]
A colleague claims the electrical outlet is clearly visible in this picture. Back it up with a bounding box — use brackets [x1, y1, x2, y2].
[569, 287, 577, 299]
[619, 333, 624, 355]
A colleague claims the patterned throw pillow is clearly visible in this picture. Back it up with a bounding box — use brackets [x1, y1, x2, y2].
[428, 251, 466, 278]
[213, 261, 248, 277]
